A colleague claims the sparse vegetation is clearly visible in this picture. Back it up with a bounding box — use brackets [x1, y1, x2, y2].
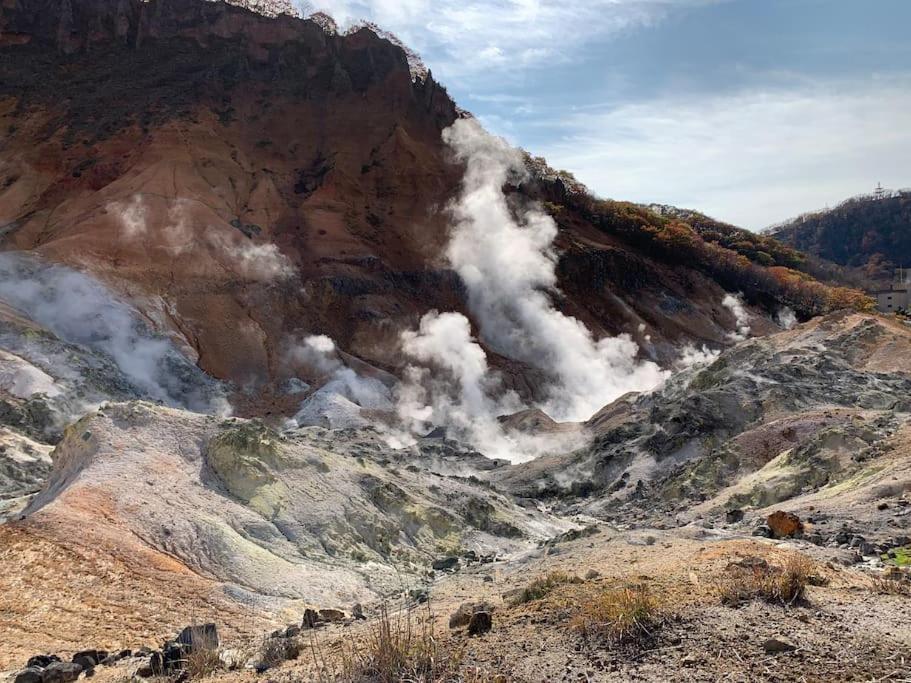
[310, 604, 506, 683]
[511, 571, 582, 605]
[720, 554, 814, 606]
[186, 645, 221, 679]
[871, 575, 911, 597]
[572, 584, 666, 646]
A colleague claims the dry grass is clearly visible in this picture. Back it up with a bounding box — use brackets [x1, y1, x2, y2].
[871, 576, 911, 597]
[310, 604, 508, 683]
[720, 554, 814, 606]
[572, 584, 666, 646]
[511, 571, 582, 606]
[186, 646, 221, 679]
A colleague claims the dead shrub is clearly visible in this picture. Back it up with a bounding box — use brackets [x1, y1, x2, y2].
[720, 554, 814, 606]
[511, 571, 582, 605]
[312, 605, 508, 683]
[186, 646, 221, 679]
[572, 584, 665, 646]
[871, 576, 911, 597]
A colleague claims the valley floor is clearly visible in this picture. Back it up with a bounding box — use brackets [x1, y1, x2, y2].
[64, 527, 911, 683]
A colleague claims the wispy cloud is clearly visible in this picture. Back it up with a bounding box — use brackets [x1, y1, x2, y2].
[534, 76, 911, 228]
[299, 0, 723, 79]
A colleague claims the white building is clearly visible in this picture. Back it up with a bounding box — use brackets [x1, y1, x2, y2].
[873, 270, 910, 313]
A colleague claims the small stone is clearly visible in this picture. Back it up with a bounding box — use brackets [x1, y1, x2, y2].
[449, 602, 492, 629]
[352, 603, 366, 620]
[762, 636, 797, 654]
[467, 611, 492, 636]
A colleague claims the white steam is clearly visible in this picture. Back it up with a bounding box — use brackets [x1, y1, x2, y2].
[722, 293, 751, 342]
[776, 306, 797, 330]
[0, 252, 228, 413]
[440, 119, 667, 422]
[676, 344, 720, 370]
[287, 335, 393, 429]
[111, 194, 295, 281]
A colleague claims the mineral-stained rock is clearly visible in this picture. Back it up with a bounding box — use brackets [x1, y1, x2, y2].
[767, 511, 804, 539]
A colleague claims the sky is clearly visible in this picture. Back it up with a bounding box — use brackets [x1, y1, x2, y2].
[299, 0, 911, 230]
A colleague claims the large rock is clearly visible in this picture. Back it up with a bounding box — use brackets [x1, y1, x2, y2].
[41, 662, 83, 683]
[176, 623, 219, 651]
[767, 511, 804, 539]
[12, 668, 43, 683]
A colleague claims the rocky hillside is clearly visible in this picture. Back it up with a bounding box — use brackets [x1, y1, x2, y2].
[769, 190, 911, 286]
[0, 0, 869, 412]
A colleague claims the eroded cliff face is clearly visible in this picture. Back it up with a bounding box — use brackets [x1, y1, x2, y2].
[0, 0, 776, 409]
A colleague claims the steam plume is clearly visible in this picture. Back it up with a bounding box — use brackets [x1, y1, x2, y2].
[0, 252, 228, 414]
[440, 119, 667, 422]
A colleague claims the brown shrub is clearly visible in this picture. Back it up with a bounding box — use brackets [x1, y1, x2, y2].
[186, 646, 221, 679]
[720, 554, 814, 606]
[572, 584, 666, 646]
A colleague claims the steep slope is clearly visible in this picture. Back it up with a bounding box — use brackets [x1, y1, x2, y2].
[0, 0, 869, 415]
[769, 190, 911, 285]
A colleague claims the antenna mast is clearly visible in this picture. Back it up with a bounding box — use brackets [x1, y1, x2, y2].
[875, 182, 886, 200]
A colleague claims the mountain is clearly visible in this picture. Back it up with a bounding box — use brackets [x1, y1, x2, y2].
[1, 1, 909, 681]
[769, 190, 911, 286]
[0, 0, 870, 412]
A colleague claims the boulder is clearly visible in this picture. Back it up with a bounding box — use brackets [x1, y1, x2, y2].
[302, 608, 320, 628]
[42, 662, 83, 683]
[766, 511, 804, 539]
[432, 557, 460, 571]
[467, 611, 492, 636]
[12, 667, 43, 683]
[26, 656, 60, 669]
[352, 603, 366, 620]
[176, 623, 219, 651]
[71, 649, 103, 670]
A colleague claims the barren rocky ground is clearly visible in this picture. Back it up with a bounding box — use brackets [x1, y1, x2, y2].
[0, 1, 910, 682]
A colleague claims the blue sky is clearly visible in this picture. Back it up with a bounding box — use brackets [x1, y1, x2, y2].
[302, 1, 911, 229]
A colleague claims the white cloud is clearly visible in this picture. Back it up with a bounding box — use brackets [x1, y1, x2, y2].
[534, 77, 911, 228]
[298, 0, 721, 79]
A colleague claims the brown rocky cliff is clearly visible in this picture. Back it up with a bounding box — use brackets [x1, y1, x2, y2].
[0, 0, 784, 409]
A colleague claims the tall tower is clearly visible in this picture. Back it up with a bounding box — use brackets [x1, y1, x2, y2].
[875, 182, 886, 200]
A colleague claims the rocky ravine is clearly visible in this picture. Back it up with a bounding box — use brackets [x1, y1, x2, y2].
[1, 312, 910, 678]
